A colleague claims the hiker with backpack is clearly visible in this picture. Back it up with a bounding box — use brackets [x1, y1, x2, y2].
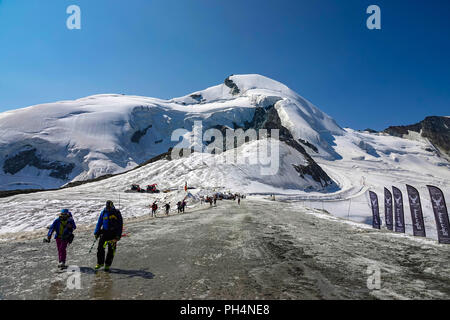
[151, 202, 158, 217]
[165, 203, 170, 216]
[44, 209, 76, 269]
[94, 200, 123, 272]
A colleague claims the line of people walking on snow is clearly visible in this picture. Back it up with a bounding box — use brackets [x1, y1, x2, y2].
[150, 199, 187, 217]
[44, 200, 123, 272]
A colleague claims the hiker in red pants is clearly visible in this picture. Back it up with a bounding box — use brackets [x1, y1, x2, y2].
[45, 209, 76, 269]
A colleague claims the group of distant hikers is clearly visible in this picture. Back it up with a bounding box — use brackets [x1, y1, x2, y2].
[44, 192, 245, 271]
[44, 200, 123, 272]
[149, 199, 187, 217]
[201, 193, 244, 206]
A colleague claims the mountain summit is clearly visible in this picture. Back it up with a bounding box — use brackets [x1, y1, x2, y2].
[0, 74, 343, 191]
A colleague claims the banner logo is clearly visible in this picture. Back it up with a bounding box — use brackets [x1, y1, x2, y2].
[392, 186, 405, 233]
[369, 191, 381, 229]
[406, 185, 426, 237]
[384, 187, 393, 231]
[427, 185, 450, 244]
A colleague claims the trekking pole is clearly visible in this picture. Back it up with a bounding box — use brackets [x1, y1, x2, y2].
[88, 238, 98, 254]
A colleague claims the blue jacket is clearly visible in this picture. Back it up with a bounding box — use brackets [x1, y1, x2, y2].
[48, 216, 76, 240]
[94, 207, 123, 238]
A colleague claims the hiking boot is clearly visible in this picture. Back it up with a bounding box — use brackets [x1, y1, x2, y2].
[95, 264, 104, 270]
[104, 265, 111, 272]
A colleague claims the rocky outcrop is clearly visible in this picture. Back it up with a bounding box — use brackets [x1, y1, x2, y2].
[224, 76, 241, 95]
[255, 106, 333, 187]
[131, 125, 152, 143]
[3, 148, 75, 180]
[189, 94, 203, 103]
[298, 139, 318, 153]
[160, 104, 333, 187]
[239, 105, 333, 187]
[384, 116, 450, 157]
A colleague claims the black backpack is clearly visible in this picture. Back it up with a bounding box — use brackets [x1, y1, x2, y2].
[108, 209, 122, 232]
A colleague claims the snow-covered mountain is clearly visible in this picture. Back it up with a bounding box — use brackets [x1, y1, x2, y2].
[0, 74, 449, 242]
[0, 74, 343, 191]
[383, 116, 450, 160]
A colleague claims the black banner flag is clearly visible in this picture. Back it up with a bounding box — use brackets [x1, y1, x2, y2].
[406, 185, 426, 237]
[392, 186, 405, 233]
[369, 191, 381, 229]
[427, 185, 450, 244]
[384, 187, 393, 231]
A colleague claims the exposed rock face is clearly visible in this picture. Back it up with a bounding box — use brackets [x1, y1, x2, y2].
[237, 105, 333, 187]
[161, 104, 333, 187]
[298, 139, 318, 153]
[131, 125, 153, 143]
[224, 76, 241, 95]
[3, 148, 75, 180]
[384, 116, 450, 157]
[189, 94, 203, 103]
[255, 106, 333, 187]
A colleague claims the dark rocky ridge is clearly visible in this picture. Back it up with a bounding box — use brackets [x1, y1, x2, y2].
[131, 125, 152, 143]
[383, 116, 450, 157]
[224, 76, 241, 95]
[189, 94, 204, 102]
[3, 147, 74, 180]
[198, 105, 331, 186]
[298, 138, 319, 153]
[249, 105, 333, 187]
[201, 105, 332, 187]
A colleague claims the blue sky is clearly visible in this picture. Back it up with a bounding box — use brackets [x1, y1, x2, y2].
[0, 0, 449, 130]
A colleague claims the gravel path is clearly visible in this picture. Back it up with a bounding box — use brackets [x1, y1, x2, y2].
[0, 198, 449, 300]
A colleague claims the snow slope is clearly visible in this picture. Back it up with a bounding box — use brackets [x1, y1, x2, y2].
[281, 128, 450, 241]
[0, 137, 329, 236]
[0, 74, 342, 190]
